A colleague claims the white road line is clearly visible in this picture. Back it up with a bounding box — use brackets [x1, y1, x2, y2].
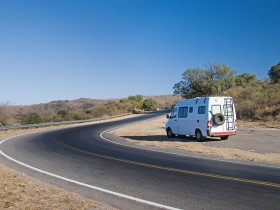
[0, 134, 182, 210]
[100, 126, 280, 169]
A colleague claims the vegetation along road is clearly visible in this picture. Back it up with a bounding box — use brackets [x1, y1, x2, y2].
[1, 112, 280, 210]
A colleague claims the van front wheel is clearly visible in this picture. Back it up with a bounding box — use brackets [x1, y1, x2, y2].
[195, 130, 204, 142]
[167, 128, 175, 138]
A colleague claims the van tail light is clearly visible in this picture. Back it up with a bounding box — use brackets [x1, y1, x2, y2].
[207, 120, 212, 128]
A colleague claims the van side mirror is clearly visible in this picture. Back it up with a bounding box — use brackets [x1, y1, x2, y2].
[166, 114, 170, 119]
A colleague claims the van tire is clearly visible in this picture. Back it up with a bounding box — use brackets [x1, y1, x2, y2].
[213, 113, 225, 125]
[195, 130, 204, 142]
[220, 136, 229, 140]
[166, 128, 175, 138]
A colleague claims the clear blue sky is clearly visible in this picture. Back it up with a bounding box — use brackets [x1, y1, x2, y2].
[1, 0, 279, 105]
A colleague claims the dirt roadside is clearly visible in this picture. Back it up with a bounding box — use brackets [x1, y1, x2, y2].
[113, 115, 280, 165]
[0, 115, 138, 210]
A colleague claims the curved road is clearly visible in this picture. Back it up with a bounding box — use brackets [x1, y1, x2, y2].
[1, 112, 280, 210]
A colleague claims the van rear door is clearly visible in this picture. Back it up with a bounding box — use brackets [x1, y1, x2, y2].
[211, 104, 225, 133]
[210, 97, 236, 136]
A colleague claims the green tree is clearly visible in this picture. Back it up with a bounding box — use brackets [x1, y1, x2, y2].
[23, 112, 43, 124]
[235, 73, 258, 87]
[127, 95, 143, 109]
[268, 62, 280, 83]
[173, 63, 236, 98]
[142, 99, 157, 111]
[206, 63, 236, 94]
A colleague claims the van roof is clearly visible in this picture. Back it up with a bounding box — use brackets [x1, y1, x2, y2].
[175, 96, 232, 107]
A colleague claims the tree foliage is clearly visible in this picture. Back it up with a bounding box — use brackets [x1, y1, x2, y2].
[127, 95, 143, 109]
[268, 62, 280, 83]
[235, 73, 258, 87]
[173, 63, 236, 98]
[22, 112, 43, 124]
[142, 99, 157, 111]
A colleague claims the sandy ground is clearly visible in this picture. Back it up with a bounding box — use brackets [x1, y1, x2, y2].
[113, 116, 280, 165]
[0, 115, 138, 210]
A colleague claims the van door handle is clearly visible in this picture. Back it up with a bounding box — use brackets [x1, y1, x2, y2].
[175, 120, 178, 121]
[197, 120, 199, 123]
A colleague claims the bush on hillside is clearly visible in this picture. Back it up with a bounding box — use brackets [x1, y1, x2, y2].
[21, 112, 44, 124]
[0, 103, 12, 126]
[268, 62, 280, 83]
[224, 82, 280, 122]
[142, 99, 157, 111]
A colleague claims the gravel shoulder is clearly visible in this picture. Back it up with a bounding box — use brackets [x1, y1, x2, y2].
[112, 115, 280, 166]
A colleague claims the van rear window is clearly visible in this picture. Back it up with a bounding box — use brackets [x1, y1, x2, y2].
[198, 106, 205, 114]
[212, 105, 221, 114]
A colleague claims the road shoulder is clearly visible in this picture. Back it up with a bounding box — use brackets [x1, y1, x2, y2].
[110, 115, 280, 167]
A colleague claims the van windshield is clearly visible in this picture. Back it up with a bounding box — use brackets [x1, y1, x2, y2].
[170, 108, 177, 118]
[212, 105, 221, 114]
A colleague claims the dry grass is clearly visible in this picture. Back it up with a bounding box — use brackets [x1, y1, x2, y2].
[113, 116, 280, 165]
[238, 119, 280, 129]
[0, 164, 103, 210]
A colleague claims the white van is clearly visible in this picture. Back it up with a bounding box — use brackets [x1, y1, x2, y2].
[166, 96, 237, 141]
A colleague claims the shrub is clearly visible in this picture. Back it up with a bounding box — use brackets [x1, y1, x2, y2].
[224, 82, 280, 122]
[142, 99, 157, 111]
[22, 112, 43, 124]
[268, 62, 280, 83]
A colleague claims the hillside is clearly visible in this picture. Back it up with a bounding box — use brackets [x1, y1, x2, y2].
[223, 82, 280, 127]
[0, 95, 181, 126]
[12, 98, 109, 116]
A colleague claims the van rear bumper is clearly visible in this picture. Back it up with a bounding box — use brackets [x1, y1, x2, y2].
[207, 130, 236, 137]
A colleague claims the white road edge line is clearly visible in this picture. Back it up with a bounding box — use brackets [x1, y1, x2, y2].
[100, 125, 280, 169]
[0, 134, 181, 210]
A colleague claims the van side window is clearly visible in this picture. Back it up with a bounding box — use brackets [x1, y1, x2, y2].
[178, 107, 188, 118]
[198, 106, 206, 114]
[212, 105, 221, 114]
[170, 108, 177, 118]
[189, 107, 193, 113]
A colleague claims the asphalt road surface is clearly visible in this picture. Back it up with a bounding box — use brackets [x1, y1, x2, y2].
[1, 112, 280, 210]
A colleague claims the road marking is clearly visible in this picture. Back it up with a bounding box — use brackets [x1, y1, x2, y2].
[55, 138, 280, 189]
[100, 126, 280, 169]
[0, 135, 181, 210]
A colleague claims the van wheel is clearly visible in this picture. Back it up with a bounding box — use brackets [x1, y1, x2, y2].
[195, 130, 204, 142]
[167, 128, 175, 138]
[220, 136, 229, 140]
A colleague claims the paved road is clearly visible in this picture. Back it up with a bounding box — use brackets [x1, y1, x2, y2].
[1, 112, 280, 210]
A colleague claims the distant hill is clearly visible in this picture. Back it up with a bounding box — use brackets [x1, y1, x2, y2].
[143, 95, 182, 108]
[1, 95, 181, 126]
[11, 98, 109, 116]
